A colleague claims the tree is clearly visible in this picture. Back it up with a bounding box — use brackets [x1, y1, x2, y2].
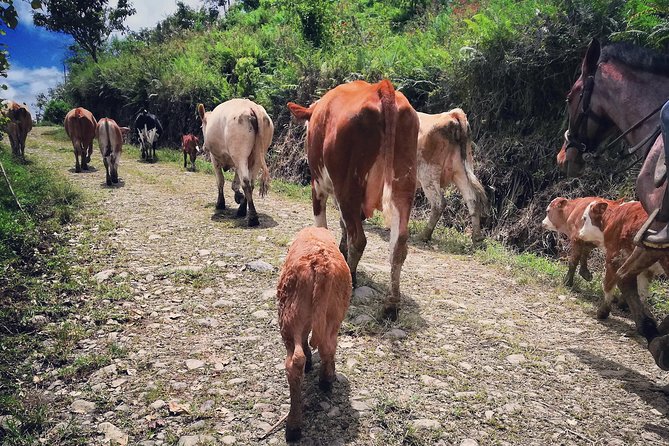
[42, 98, 71, 124]
[33, 0, 136, 63]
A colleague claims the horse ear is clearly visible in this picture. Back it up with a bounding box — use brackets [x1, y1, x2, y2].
[582, 39, 601, 77]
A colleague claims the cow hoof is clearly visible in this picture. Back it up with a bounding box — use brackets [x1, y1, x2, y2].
[596, 306, 610, 320]
[216, 202, 226, 211]
[383, 306, 399, 321]
[236, 206, 247, 218]
[318, 378, 333, 392]
[106, 179, 112, 186]
[649, 336, 669, 371]
[285, 426, 302, 443]
[248, 216, 260, 227]
[75, 167, 81, 173]
[579, 269, 593, 282]
[234, 191, 244, 204]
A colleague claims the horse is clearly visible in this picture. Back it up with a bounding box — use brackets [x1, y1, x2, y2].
[557, 39, 669, 370]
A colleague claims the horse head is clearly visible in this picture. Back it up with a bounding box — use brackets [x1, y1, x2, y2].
[558, 39, 615, 177]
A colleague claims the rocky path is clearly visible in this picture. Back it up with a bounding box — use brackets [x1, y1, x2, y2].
[25, 128, 669, 445]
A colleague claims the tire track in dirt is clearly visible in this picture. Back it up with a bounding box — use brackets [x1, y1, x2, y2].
[26, 127, 669, 445]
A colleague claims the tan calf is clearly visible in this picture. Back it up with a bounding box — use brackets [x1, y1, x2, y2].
[277, 227, 352, 442]
[95, 118, 124, 186]
[416, 109, 486, 242]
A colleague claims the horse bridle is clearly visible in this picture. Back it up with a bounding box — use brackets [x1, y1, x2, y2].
[564, 74, 610, 155]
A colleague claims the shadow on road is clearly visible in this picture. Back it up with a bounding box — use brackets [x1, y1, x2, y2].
[570, 348, 669, 417]
[211, 209, 279, 229]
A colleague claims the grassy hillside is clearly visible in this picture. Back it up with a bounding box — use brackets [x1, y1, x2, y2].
[52, 0, 669, 252]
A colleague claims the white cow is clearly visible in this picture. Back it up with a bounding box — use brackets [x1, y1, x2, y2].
[416, 108, 487, 242]
[197, 99, 273, 226]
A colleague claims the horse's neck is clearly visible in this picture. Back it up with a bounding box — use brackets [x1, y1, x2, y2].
[599, 63, 669, 146]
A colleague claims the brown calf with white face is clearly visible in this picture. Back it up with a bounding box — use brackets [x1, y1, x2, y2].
[416, 109, 486, 242]
[181, 134, 200, 171]
[542, 196, 606, 287]
[64, 107, 97, 172]
[578, 200, 669, 319]
[287, 79, 418, 320]
[277, 227, 352, 442]
[95, 118, 124, 186]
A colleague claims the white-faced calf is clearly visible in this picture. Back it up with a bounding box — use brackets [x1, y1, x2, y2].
[541, 196, 611, 286]
[578, 200, 668, 319]
[276, 227, 352, 442]
[181, 134, 200, 171]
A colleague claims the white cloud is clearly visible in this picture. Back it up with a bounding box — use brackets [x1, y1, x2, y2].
[123, 0, 204, 32]
[4, 65, 63, 117]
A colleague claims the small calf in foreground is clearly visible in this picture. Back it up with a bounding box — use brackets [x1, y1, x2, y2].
[542, 196, 613, 286]
[579, 200, 668, 319]
[276, 227, 352, 442]
[182, 134, 200, 170]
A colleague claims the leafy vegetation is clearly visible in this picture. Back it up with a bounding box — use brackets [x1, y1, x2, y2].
[42, 0, 668, 254]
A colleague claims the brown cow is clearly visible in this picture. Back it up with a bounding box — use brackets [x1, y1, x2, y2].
[416, 109, 486, 242]
[64, 107, 97, 172]
[2, 100, 32, 158]
[288, 79, 419, 320]
[541, 196, 608, 287]
[277, 227, 352, 442]
[95, 118, 124, 186]
[579, 200, 668, 319]
[197, 99, 273, 227]
[181, 133, 200, 171]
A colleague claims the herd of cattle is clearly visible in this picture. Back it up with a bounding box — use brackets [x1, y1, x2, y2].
[1, 78, 664, 440]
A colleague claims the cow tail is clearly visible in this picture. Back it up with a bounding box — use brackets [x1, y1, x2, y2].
[250, 107, 271, 198]
[103, 119, 112, 157]
[458, 119, 488, 216]
[308, 267, 330, 351]
[379, 79, 398, 226]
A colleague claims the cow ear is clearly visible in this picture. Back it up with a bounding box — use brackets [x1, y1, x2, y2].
[555, 197, 568, 209]
[287, 102, 313, 122]
[582, 39, 601, 77]
[197, 103, 206, 122]
[592, 201, 608, 215]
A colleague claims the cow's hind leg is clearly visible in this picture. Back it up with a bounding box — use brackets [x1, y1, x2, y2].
[232, 172, 245, 205]
[242, 178, 259, 226]
[338, 217, 347, 258]
[213, 160, 226, 210]
[184, 152, 187, 169]
[343, 211, 366, 288]
[103, 157, 112, 186]
[453, 170, 482, 243]
[284, 339, 305, 442]
[318, 332, 337, 392]
[111, 154, 119, 183]
[385, 195, 411, 321]
[73, 143, 81, 173]
[419, 180, 445, 243]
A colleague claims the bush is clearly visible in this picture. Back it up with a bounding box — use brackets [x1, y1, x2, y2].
[41, 99, 72, 124]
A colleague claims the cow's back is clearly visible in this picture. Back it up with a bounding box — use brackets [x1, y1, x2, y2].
[603, 201, 648, 253]
[205, 99, 273, 164]
[307, 80, 417, 217]
[65, 107, 96, 142]
[97, 118, 123, 154]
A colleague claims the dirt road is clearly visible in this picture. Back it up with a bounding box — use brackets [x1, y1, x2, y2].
[26, 127, 669, 445]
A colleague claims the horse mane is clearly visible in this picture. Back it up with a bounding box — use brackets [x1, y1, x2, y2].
[600, 42, 669, 77]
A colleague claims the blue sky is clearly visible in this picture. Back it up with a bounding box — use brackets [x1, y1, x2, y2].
[3, 0, 202, 116]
